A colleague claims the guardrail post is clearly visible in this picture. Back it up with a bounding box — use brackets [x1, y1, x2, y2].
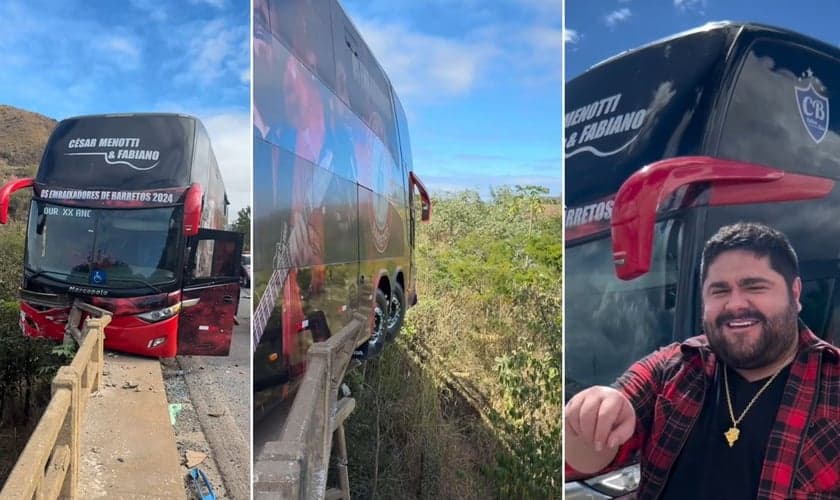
[52, 365, 80, 500]
[82, 317, 106, 393]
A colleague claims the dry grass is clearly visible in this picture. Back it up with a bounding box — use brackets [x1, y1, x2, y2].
[344, 341, 500, 499]
[0, 105, 55, 179]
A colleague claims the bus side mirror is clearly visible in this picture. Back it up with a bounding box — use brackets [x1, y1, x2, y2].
[611, 156, 832, 281]
[409, 171, 431, 222]
[183, 183, 203, 236]
[0, 178, 35, 224]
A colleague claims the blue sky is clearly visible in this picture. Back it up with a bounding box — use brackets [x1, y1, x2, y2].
[566, 0, 840, 79]
[341, 0, 562, 197]
[0, 0, 250, 218]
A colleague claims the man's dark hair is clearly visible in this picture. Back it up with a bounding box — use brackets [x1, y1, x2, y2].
[700, 222, 800, 286]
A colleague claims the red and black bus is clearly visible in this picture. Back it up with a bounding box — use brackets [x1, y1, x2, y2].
[566, 22, 840, 498]
[252, 0, 430, 411]
[0, 113, 243, 358]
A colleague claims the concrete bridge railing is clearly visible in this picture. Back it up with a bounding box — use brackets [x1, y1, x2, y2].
[254, 313, 368, 500]
[0, 301, 111, 500]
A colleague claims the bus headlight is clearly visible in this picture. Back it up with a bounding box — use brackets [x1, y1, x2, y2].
[584, 464, 640, 497]
[137, 303, 182, 323]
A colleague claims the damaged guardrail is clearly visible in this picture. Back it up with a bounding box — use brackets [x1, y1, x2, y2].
[0, 301, 111, 500]
[254, 312, 368, 500]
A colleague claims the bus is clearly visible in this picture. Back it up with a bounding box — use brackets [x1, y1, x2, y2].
[565, 22, 840, 498]
[252, 0, 430, 413]
[0, 113, 244, 358]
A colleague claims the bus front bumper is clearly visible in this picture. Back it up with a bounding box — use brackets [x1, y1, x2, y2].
[20, 302, 180, 358]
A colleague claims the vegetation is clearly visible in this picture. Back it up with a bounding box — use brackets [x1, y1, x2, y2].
[346, 186, 562, 498]
[0, 220, 76, 483]
[233, 205, 251, 252]
[0, 105, 68, 484]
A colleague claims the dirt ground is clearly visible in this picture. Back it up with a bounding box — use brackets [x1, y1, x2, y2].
[161, 359, 232, 500]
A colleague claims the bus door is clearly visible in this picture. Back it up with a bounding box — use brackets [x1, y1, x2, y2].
[178, 228, 244, 356]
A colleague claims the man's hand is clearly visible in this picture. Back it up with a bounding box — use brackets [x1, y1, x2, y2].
[565, 386, 636, 473]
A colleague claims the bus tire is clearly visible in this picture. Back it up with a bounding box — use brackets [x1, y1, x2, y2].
[354, 289, 389, 360]
[385, 283, 405, 341]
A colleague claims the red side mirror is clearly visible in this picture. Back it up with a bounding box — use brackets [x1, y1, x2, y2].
[183, 183, 203, 236]
[0, 178, 35, 224]
[409, 171, 431, 222]
[611, 156, 833, 280]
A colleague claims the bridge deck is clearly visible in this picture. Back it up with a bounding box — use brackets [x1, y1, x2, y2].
[77, 355, 182, 499]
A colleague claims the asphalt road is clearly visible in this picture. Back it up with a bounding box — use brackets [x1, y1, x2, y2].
[185, 289, 250, 437]
[176, 288, 251, 499]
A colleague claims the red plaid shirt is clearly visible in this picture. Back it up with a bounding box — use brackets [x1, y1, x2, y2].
[583, 326, 840, 499]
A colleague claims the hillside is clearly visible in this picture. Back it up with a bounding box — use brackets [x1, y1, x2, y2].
[0, 104, 56, 180]
[0, 104, 55, 298]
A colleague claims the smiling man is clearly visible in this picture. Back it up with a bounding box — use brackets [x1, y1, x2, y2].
[565, 222, 840, 499]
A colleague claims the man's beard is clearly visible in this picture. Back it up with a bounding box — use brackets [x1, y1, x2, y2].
[703, 300, 798, 370]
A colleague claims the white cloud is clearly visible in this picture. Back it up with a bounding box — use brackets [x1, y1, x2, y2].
[200, 112, 251, 218]
[99, 36, 141, 70]
[604, 8, 632, 28]
[189, 0, 225, 8]
[564, 29, 580, 44]
[529, 26, 563, 53]
[353, 19, 498, 100]
[516, 0, 562, 14]
[176, 19, 248, 89]
[129, 0, 168, 22]
[674, 0, 707, 12]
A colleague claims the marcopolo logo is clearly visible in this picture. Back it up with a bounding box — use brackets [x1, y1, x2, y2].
[795, 69, 830, 144]
[65, 137, 161, 171]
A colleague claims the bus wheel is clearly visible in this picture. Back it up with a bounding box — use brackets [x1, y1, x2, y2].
[354, 289, 389, 360]
[385, 283, 405, 341]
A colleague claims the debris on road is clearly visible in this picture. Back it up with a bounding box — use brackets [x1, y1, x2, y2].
[185, 450, 207, 468]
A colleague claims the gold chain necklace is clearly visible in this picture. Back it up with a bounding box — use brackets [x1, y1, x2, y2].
[722, 363, 788, 447]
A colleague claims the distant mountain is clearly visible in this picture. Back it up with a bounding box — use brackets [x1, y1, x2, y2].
[0, 105, 56, 181]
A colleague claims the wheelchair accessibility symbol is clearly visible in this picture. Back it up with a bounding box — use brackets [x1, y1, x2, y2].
[90, 270, 107, 285]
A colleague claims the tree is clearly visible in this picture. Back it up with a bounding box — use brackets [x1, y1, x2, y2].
[234, 206, 251, 252]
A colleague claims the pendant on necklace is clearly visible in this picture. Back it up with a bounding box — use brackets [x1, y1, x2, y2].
[725, 427, 740, 447]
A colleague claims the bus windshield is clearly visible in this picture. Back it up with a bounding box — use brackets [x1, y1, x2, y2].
[25, 201, 182, 289]
[564, 219, 683, 398]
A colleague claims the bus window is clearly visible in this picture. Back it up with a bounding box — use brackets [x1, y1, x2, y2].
[565, 219, 682, 398]
[268, 0, 335, 90]
[719, 39, 840, 179]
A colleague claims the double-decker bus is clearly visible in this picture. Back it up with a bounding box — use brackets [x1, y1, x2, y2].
[0, 113, 244, 358]
[565, 22, 840, 498]
[252, 0, 430, 412]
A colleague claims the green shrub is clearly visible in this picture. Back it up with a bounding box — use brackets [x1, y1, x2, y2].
[0, 300, 75, 426]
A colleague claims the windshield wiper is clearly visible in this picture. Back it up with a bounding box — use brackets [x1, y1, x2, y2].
[104, 276, 163, 294]
[24, 267, 72, 282]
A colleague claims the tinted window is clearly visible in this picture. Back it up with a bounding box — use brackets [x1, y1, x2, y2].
[565, 29, 729, 206]
[26, 202, 181, 289]
[331, 3, 399, 162]
[39, 115, 195, 189]
[268, 0, 335, 90]
[394, 93, 412, 190]
[719, 38, 840, 179]
[565, 219, 682, 398]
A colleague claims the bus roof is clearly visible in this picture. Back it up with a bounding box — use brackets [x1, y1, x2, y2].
[583, 21, 840, 77]
[566, 22, 840, 238]
[60, 111, 199, 122]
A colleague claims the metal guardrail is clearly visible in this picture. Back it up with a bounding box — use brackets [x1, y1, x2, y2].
[0, 301, 111, 500]
[254, 313, 368, 499]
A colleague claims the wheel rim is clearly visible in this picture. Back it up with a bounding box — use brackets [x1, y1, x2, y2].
[371, 303, 386, 343]
[387, 296, 401, 329]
